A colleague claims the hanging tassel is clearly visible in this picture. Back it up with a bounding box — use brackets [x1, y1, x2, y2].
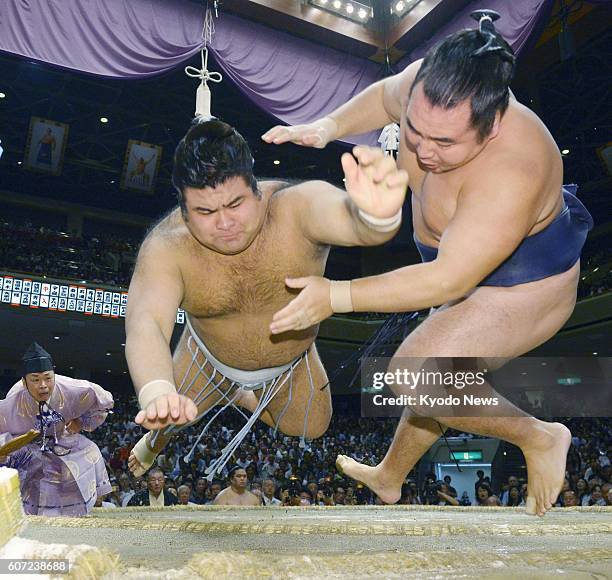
[185, 48, 223, 118]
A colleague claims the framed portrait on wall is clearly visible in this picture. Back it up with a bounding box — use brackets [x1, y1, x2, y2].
[120, 139, 162, 194]
[24, 117, 69, 175]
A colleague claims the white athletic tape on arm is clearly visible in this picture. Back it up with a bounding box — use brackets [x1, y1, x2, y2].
[330, 280, 353, 313]
[358, 208, 402, 232]
[132, 434, 158, 475]
[138, 379, 176, 410]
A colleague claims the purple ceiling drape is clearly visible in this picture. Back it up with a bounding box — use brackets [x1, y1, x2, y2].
[397, 0, 555, 68]
[208, 13, 383, 143]
[0, 0, 567, 145]
[0, 0, 206, 77]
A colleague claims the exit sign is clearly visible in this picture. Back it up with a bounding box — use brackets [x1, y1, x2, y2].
[557, 377, 581, 385]
[450, 450, 483, 461]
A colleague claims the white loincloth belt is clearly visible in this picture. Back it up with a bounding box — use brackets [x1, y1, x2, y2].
[149, 316, 316, 481]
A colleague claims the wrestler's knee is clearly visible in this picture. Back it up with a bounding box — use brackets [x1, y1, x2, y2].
[303, 407, 332, 439]
[277, 402, 332, 439]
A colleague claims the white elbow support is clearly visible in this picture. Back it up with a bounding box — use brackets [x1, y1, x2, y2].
[330, 280, 353, 313]
[358, 208, 402, 232]
[138, 379, 176, 410]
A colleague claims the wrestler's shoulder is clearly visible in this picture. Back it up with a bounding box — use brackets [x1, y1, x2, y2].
[141, 208, 190, 249]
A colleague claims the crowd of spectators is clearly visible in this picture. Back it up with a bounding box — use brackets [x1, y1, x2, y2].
[1, 218, 610, 298]
[0, 220, 139, 287]
[578, 247, 612, 298]
[86, 392, 611, 509]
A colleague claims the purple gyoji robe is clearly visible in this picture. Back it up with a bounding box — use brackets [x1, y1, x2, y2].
[0, 374, 113, 516]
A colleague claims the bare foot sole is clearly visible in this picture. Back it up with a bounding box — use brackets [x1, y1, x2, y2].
[336, 455, 402, 504]
[522, 422, 572, 517]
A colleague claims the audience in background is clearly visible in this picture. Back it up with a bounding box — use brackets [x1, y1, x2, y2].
[1, 217, 610, 296]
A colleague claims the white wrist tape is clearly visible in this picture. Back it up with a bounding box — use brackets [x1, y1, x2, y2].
[138, 379, 176, 410]
[330, 280, 353, 313]
[358, 208, 402, 232]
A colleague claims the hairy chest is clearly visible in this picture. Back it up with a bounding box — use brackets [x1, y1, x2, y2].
[180, 229, 325, 318]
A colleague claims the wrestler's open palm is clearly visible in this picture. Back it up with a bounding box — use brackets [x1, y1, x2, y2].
[270, 276, 332, 335]
[261, 117, 336, 149]
[134, 393, 197, 430]
[342, 146, 409, 219]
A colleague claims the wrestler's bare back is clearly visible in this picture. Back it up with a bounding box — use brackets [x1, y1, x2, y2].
[151, 182, 329, 369]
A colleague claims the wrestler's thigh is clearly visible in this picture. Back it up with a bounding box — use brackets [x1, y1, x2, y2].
[262, 344, 332, 439]
[172, 327, 236, 414]
[396, 274, 576, 361]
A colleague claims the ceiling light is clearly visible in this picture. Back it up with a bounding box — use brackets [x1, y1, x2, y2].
[593, 352, 598, 356]
[273, 160, 280, 165]
[395, 1, 405, 11]
[333, 0, 341, 9]
[358, 8, 367, 18]
[100, 117, 109, 123]
[561, 148, 569, 155]
[346, 3, 354, 14]
[0, 92, 5, 99]
[53, 336, 60, 340]
[107, 369, 112, 373]
[106, 352, 111, 356]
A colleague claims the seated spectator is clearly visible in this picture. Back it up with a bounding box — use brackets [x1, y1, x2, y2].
[262, 479, 281, 506]
[506, 486, 523, 507]
[443, 475, 458, 498]
[476, 483, 500, 506]
[299, 490, 313, 506]
[127, 468, 178, 507]
[177, 485, 197, 506]
[499, 475, 519, 505]
[333, 486, 346, 505]
[562, 490, 579, 507]
[315, 483, 335, 506]
[190, 477, 208, 505]
[206, 481, 223, 504]
[117, 473, 135, 506]
[588, 485, 606, 506]
[214, 466, 261, 506]
[436, 483, 460, 506]
[485, 496, 502, 506]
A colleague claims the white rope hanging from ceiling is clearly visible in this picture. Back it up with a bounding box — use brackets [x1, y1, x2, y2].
[185, 3, 222, 118]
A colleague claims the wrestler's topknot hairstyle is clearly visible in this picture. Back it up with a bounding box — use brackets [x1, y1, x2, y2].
[172, 116, 259, 217]
[411, 27, 515, 142]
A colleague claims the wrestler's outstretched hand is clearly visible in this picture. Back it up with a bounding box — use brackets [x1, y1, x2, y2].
[261, 117, 337, 149]
[270, 276, 331, 334]
[343, 146, 409, 219]
[134, 393, 197, 430]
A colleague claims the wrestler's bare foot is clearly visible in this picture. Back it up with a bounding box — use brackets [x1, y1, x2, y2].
[336, 455, 403, 504]
[521, 422, 571, 517]
[128, 431, 167, 476]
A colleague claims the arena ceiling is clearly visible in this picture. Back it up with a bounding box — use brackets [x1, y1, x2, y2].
[0, 1, 609, 221]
